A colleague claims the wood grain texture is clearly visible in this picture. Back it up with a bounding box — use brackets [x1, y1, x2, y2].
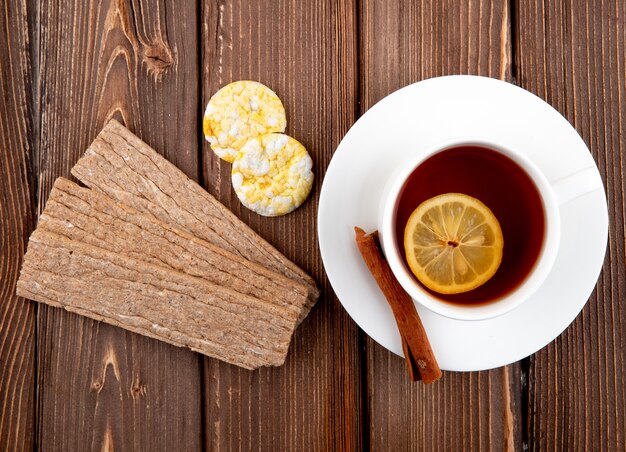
[360, 0, 512, 112]
[0, 0, 36, 450]
[1, 0, 623, 449]
[201, 0, 363, 450]
[35, 0, 202, 450]
[360, 1, 523, 450]
[515, 0, 626, 449]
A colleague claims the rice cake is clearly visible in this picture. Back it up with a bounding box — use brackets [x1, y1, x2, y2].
[203, 81, 287, 163]
[232, 134, 314, 216]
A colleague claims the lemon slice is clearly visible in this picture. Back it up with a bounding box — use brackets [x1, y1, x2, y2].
[404, 193, 504, 294]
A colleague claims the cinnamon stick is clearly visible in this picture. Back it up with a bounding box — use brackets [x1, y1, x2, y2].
[355, 227, 442, 383]
[401, 336, 421, 381]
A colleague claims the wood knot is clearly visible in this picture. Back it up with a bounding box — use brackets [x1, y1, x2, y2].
[142, 41, 174, 77]
[92, 380, 104, 392]
[130, 377, 147, 400]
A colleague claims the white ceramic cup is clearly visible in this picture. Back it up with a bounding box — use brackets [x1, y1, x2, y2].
[378, 137, 594, 321]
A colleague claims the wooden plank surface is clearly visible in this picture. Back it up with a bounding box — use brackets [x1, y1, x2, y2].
[0, 0, 37, 450]
[35, 1, 203, 450]
[359, 1, 524, 450]
[201, 0, 363, 450]
[2, 0, 625, 449]
[515, 0, 626, 449]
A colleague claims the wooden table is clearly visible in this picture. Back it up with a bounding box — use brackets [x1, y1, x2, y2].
[1, 1, 624, 450]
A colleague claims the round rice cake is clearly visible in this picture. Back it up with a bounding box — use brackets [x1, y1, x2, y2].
[232, 134, 314, 216]
[203, 81, 287, 163]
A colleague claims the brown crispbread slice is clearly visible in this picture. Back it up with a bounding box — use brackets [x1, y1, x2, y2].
[17, 229, 297, 369]
[40, 177, 309, 324]
[71, 119, 319, 316]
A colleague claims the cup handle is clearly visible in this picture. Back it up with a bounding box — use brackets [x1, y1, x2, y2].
[550, 166, 604, 206]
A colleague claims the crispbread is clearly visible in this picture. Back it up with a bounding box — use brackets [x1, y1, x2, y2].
[40, 177, 310, 323]
[17, 229, 297, 369]
[71, 120, 319, 315]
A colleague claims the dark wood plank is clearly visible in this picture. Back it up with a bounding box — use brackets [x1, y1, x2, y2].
[0, 0, 37, 450]
[515, 0, 626, 449]
[35, 1, 203, 450]
[360, 1, 524, 450]
[201, 0, 363, 449]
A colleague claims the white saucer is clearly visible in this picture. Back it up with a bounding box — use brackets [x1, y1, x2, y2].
[318, 75, 608, 371]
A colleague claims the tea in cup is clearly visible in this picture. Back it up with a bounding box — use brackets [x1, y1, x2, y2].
[378, 138, 562, 320]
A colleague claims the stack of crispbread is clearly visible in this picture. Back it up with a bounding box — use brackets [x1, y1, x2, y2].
[16, 120, 319, 370]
